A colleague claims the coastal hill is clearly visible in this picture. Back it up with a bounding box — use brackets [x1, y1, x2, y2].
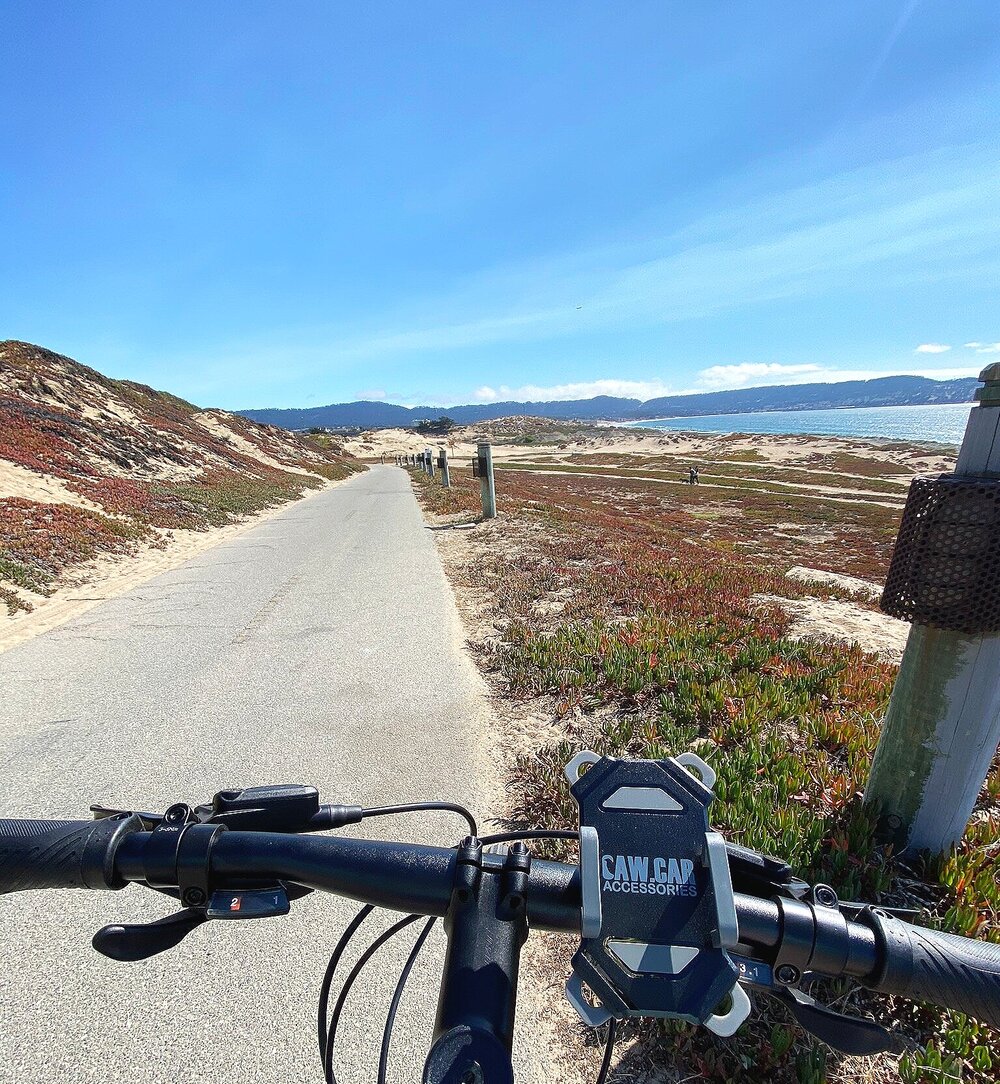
[239, 373, 977, 430]
[0, 340, 361, 617]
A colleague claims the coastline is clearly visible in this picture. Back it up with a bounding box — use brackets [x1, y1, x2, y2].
[621, 401, 973, 445]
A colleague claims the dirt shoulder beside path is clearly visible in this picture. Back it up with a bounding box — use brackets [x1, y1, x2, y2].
[0, 478, 348, 655]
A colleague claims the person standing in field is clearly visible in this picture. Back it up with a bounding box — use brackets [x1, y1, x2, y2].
[689, 466, 699, 485]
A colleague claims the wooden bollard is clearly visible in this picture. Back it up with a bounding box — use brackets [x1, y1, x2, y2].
[477, 441, 496, 519]
[425, 446, 435, 479]
[866, 362, 1000, 853]
[439, 447, 450, 488]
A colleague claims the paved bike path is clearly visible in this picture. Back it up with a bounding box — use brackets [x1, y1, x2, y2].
[0, 466, 537, 1083]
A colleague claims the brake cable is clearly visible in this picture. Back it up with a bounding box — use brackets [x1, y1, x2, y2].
[377, 917, 437, 1084]
[323, 913, 423, 1084]
[595, 1020, 617, 1084]
[317, 905, 374, 1062]
[362, 801, 478, 836]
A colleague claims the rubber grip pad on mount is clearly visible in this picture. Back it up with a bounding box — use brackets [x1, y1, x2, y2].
[0, 815, 142, 894]
[867, 910, 1000, 1030]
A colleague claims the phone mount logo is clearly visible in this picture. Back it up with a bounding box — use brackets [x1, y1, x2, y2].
[601, 853, 696, 896]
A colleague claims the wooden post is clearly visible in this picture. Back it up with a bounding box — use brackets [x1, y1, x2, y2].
[865, 363, 1000, 854]
[439, 447, 451, 488]
[478, 440, 497, 519]
[426, 446, 435, 479]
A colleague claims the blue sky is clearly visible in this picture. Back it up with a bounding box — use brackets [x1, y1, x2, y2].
[3, 2, 999, 409]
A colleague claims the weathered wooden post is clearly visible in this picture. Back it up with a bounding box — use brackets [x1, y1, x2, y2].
[477, 440, 497, 519]
[439, 447, 451, 488]
[866, 362, 1000, 854]
[425, 447, 435, 479]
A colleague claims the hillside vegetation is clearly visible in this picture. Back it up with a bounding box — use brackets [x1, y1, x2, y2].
[0, 341, 362, 616]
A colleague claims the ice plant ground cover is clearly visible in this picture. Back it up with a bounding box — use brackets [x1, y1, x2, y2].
[411, 464, 998, 1084]
[0, 342, 362, 615]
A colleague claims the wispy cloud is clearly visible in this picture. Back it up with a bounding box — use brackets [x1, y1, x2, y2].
[915, 343, 951, 353]
[167, 139, 1000, 407]
[964, 341, 1000, 353]
[314, 142, 1000, 366]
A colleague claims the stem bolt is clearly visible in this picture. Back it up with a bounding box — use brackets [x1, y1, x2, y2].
[775, 965, 800, 985]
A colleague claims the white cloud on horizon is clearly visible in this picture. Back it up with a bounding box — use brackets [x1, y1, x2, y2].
[915, 343, 952, 353]
[411, 363, 983, 407]
[356, 388, 387, 400]
[697, 362, 824, 389]
[471, 378, 679, 404]
[964, 341, 1000, 353]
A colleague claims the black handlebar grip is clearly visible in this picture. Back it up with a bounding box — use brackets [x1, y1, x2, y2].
[865, 910, 1000, 1030]
[0, 814, 144, 894]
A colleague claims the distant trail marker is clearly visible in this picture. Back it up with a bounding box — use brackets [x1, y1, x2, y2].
[478, 441, 497, 519]
[866, 363, 1000, 854]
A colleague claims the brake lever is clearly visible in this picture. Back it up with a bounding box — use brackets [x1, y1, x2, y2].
[93, 909, 207, 961]
[768, 986, 904, 1056]
[93, 885, 294, 962]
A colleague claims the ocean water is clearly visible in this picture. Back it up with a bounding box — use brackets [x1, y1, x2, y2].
[631, 403, 974, 446]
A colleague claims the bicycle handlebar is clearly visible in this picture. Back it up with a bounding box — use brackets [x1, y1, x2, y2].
[3, 816, 1000, 1031]
[0, 815, 141, 893]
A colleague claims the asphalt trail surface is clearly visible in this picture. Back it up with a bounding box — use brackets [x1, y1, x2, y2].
[0, 467, 550, 1083]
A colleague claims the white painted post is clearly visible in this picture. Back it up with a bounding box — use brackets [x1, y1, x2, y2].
[478, 441, 497, 519]
[439, 447, 451, 488]
[866, 363, 1000, 854]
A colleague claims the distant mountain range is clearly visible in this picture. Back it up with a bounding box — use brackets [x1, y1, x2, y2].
[238, 375, 978, 430]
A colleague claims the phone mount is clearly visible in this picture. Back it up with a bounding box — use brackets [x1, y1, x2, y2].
[564, 751, 751, 1037]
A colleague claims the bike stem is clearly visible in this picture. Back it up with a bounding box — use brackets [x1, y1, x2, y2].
[424, 838, 531, 1084]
